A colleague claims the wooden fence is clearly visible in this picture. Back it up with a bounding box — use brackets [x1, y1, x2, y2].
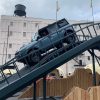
[63, 86, 100, 100]
[19, 68, 100, 99]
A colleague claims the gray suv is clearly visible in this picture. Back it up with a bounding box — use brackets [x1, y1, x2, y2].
[15, 19, 76, 66]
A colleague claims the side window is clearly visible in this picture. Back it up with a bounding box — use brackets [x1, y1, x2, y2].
[9, 43, 12, 48]
[23, 32, 26, 37]
[57, 19, 69, 28]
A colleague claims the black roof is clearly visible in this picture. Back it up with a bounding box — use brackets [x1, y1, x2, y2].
[38, 18, 69, 34]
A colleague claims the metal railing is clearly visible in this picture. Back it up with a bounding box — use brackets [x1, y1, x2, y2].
[0, 22, 100, 88]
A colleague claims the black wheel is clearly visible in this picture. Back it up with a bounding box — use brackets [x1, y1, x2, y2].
[64, 30, 76, 44]
[55, 42, 63, 49]
[31, 53, 41, 63]
[67, 35, 76, 44]
[26, 49, 41, 66]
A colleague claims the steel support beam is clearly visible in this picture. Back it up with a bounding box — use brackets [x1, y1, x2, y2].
[33, 81, 36, 100]
[43, 75, 46, 100]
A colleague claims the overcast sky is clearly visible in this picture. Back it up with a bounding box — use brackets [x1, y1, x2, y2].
[0, 0, 100, 21]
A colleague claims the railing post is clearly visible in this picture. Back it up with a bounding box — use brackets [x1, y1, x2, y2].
[91, 49, 96, 86]
[1, 68, 9, 84]
[13, 63, 21, 78]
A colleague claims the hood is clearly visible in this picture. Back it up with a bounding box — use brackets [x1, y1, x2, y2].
[17, 40, 38, 53]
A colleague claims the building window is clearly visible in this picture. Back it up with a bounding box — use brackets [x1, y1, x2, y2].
[88, 56, 90, 60]
[79, 60, 82, 65]
[23, 22, 26, 27]
[9, 43, 12, 48]
[9, 31, 13, 36]
[23, 32, 26, 37]
[10, 22, 13, 26]
[96, 25, 100, 30]
[8, 54, 11, 59]
[35, 23, 38, 27]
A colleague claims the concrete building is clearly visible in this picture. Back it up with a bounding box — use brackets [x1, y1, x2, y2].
[0, 15, 99, 77]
